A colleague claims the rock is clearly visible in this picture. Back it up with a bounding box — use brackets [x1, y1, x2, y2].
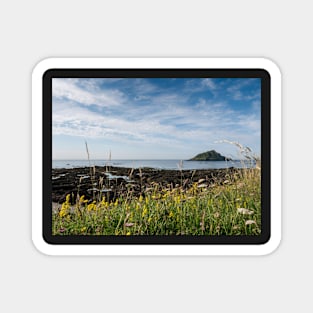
[188, 150, 230, 161]
[51, 166, 238, 204]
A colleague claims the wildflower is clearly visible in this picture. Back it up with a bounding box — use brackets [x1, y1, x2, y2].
[142, 207, 148, 218]
[236, 182, 244, 188]
[65, 194, 70, 202]
[237, 208, 254, 215]
[81, 227, 87, 232]
[197, 184, 207, 188]
[126, 231, 131, 236]
[174, 195, 181, 204]
[169, 211, 174, 218]
[214, 212, 220, 218]
[87, 203, 97, 211]
[162, 191, 170, 199]
[100, 197, 109, 208]
[59, 194, 70, 217]
[245, 220, 257, 226]
[59, 209, 67, 218]
[79, 195, 88, 203]
[124, 223, 134, 227]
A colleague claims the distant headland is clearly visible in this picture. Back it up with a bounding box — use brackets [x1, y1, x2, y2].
[188, 150, 231, 161]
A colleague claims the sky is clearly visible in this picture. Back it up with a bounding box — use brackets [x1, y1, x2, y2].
[52, 77, 261, 160]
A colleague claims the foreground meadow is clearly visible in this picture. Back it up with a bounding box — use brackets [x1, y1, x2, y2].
[52, 167, 261, 236]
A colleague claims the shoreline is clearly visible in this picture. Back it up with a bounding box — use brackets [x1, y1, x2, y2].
[52, 165, 242, 204]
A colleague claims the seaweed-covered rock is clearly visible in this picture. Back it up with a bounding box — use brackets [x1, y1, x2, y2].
[51, 166, 237, 204]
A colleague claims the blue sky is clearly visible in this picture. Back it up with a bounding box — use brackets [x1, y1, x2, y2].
[52, 77, 261, 160]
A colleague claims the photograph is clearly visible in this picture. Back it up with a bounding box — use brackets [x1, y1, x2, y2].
[51, 76, 262, 236]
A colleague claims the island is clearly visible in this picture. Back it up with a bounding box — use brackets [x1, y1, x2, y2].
[188, 150, 230, 161]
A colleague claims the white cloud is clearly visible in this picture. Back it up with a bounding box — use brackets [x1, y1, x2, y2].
[226, 79, 260, 101]
[52, 79, 125, 107]
[202, 78, 217, 90]
[132, 79, 157, 94]
[52, 78, 261, 159]
[53, 93, 260, 148]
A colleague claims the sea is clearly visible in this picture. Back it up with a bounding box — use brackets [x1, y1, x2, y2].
[52, 159, 255, 170]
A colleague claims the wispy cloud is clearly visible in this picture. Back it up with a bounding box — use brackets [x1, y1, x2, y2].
[226, 78, 260, 101]
[53, 79, 125, 107]
[201, 78, 217, 90]
[52, 78, 261, 159]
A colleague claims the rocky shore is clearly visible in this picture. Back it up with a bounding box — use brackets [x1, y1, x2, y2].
[52, 165, 239, 204]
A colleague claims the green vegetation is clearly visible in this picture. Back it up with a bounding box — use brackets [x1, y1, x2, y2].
[188, 150, 229, 161]
[52, 168, 261, 236]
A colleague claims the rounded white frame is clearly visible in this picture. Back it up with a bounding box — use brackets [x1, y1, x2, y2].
[32, 57, 281, 255]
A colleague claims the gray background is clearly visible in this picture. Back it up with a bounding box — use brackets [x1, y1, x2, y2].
[1, 0, 311, 312]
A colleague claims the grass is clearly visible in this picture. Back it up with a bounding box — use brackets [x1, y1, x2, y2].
[52, 167, 261, 236]
[53, 140, 261, 236]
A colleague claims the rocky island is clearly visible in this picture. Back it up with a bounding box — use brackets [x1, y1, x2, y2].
[188, 150, 230, 161]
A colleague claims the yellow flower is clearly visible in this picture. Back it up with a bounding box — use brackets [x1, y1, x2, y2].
[174, 195, 181, 204]
[59, 194, 70, 217]
[126, 231, 131, 236]
[169, 211, 174, 218]
[79, 195, 88, 203]
[136, 202, 140, 211]
[87, 203, 97, 211]
[100, 197, 109, 208]
[142, 207, 148, 218]
[65, 194, 71, 203]
[59, 209, 67, 217]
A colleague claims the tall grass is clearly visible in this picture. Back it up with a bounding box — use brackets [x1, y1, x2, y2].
[53, 141, 261, 236]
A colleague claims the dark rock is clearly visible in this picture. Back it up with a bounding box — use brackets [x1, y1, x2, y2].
[51, 165, 238, 204]
[188, 150, 231, 161]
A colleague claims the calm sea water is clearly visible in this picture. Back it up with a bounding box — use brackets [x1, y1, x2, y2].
[52, 159, 254, 170]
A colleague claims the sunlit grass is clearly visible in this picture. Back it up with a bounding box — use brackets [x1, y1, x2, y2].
[52, 168, 261, 236]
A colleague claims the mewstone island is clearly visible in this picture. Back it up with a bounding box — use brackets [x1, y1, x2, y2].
[52, 78, 261, 236]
